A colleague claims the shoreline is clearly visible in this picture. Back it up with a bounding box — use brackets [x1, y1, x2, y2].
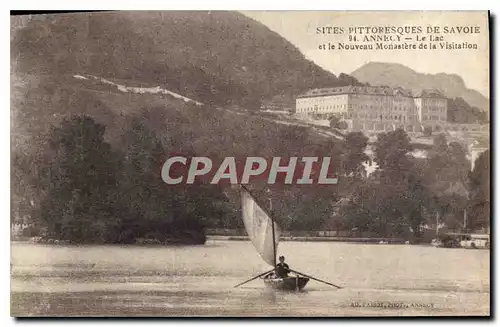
[11, 236, 414, 245]
[207, 235, 412, 244]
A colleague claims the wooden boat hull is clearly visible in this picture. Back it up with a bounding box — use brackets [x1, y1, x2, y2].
[263, 276, 309, 291]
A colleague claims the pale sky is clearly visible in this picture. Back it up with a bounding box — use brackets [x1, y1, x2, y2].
[242, 11, 489, 97]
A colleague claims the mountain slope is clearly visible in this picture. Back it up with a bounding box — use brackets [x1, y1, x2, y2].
[11, 11, 347, 107]
[351, 62, 489, 112]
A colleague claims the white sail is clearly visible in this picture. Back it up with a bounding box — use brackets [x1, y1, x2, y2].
[241, 188, 280, 266]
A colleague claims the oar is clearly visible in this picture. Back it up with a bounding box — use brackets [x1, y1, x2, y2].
[234, 269, 275, 288]
[290, 269, 343, 289]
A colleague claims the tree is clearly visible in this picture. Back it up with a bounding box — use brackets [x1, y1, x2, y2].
[423, 126, 433, 137]
[338, 73, 364, 86]
[373, 128, 413, 183]
[114, 117, 170, 243]
[285, 195, 332, 231]
[341, 164, 430, 240]
[398, 168, 430, 239]
[426, 138, 470, 189]
[433, 133, 448, 153]
[329, 115, 349, 130]
[39, 115, 119, 243]
[340, 129, 434, 240]
[329, 116, 341, 129]
[116, 115, 232, 244]
[340, 181, 382, 235]
[468, 150, 490, 231]
[448, 97, 488, 124]
[341, 132, 369, 177]
[423, 137, 471, 231]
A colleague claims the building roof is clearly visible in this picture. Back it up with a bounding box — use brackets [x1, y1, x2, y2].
[297, 85, 414, 98]
[297, 86, 446, 99]
[414, 89, 445, 98]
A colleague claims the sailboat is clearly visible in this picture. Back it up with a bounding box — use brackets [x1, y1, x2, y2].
[233, 185, 342, 291]
[238, 185, 309, 290]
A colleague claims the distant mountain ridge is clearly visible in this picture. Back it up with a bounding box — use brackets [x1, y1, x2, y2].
[351, 62, 489, 112]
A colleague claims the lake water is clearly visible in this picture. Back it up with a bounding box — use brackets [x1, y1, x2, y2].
[10, 240, 490, 317]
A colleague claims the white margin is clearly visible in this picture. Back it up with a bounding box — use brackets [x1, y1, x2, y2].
[3, 1, 498, 327]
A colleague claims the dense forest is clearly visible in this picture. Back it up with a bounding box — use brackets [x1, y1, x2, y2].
[335, 131, 489, 239]
[11, 73, 346, 243]
[12, 93, 490, 244]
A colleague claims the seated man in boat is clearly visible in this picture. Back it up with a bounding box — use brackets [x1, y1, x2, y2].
[275, 255, 291, 278]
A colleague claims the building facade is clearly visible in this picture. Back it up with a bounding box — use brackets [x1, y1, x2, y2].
[295, 86, 448, 132]
[414, 90, 448, 124]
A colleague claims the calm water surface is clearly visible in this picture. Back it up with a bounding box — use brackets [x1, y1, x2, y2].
[11, 240, 490, 316]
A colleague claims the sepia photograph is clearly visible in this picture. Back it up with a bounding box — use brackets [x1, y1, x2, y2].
[10, 10, 490, 317]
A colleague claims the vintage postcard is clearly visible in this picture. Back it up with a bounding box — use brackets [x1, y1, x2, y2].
[11, 11, 490, 317]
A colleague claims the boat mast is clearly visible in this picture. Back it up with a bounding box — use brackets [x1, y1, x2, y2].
[436, 211, 439, 238]
[463, 208, 467, 231]
[269, 195, 277, 267]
